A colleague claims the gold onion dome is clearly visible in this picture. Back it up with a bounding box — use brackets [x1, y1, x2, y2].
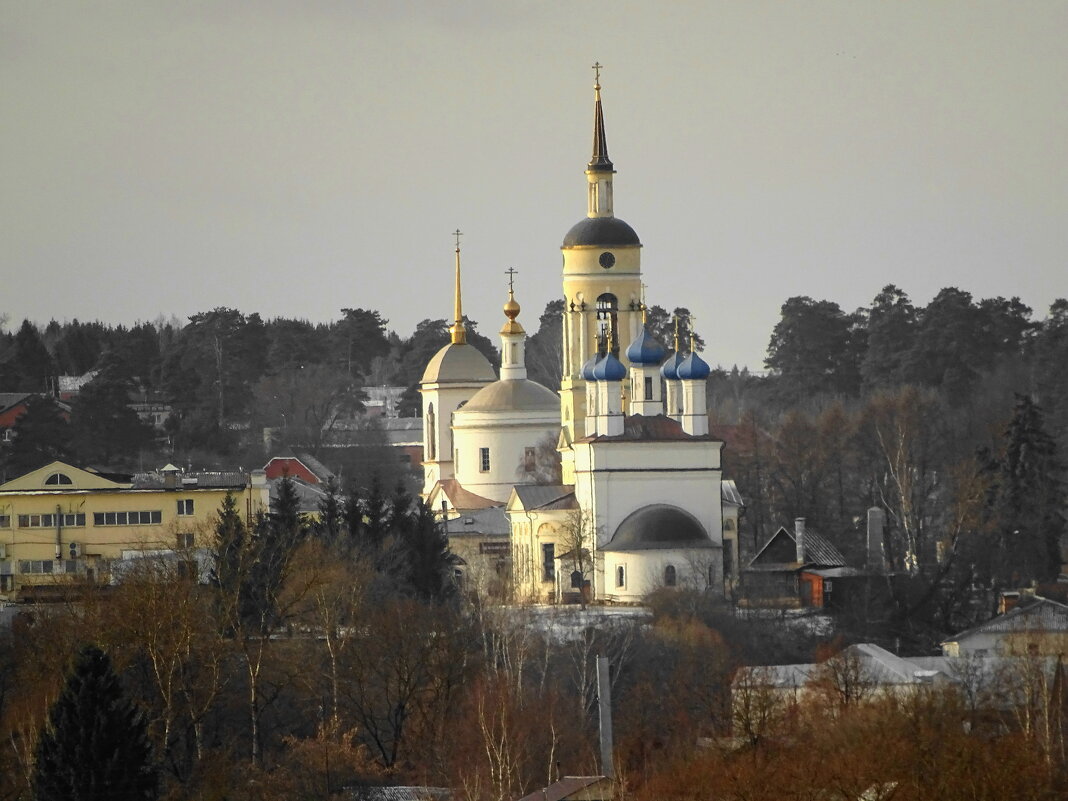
[501, 289, 524, 335]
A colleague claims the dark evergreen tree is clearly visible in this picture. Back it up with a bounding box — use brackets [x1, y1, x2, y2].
[401, 500, 456, 603]
[989, 395, 1066, 583]
[315, 475, 344, 542]
[32, 645, 157, 801]
[245, 475, 307, 629]
[70, 357, 153, 467]
[387, 479, 413, 533]
[333, 307, 391, 377]
[342, 482, 365, 549]
[210, 491, 248, 601]
[3, 395, 71, 479]
[526, 299, 565, 390]
[11, 319, 56, 392]
[360, 474, 388, 553]
[765, 296, 859, 397]
[861, 285, 916, 392]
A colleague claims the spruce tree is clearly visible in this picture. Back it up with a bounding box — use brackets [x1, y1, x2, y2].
[210, 491, 247, 599]
[33, 645, 157, 801]
[315, 475, 344, 542]
[399, 500, 456, 604]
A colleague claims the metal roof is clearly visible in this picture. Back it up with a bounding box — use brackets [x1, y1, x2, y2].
[511, 484, 578, 511]
[445, 506, 509, 537]
[945, 597, 1068, 643]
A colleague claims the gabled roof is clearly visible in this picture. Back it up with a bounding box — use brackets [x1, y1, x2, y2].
[721, 479, 744, 507]
[429, 478, 498, 512]
[515, 776, 614, 801]
[747, 525, 846, 570]
[944, 596, 1068, 644]
[508, 484, 578, 512]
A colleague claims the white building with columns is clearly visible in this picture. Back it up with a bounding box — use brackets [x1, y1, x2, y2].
[421, 72, 740, 603]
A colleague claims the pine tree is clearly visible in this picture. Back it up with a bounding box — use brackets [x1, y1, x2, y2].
[4, 395, 71, 479]
[33, 645, 157, 801]
[342, 482, 364, 550]
[361, 474, 387, 552]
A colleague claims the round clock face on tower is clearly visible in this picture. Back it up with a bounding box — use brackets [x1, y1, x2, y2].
[598, 251, 616, 269]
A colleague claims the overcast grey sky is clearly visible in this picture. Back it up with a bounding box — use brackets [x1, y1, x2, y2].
[2, 1, 1065, 370]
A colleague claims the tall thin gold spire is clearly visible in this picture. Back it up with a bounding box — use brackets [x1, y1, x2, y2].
[449, 229, 467, 345]
[673, 316, 681, 352]
[588, 61, 613, 173]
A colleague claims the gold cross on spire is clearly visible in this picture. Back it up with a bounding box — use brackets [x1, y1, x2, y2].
[453, 228, 463, 251]
[592, 61, 603, 87]
[640, 282, 648, 322]
[505, 266, 518, 293]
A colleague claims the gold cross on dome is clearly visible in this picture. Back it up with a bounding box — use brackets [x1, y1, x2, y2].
[505, 267, 518, 293]
[592, 61, 603, 85]
[453, 229, 463, 251]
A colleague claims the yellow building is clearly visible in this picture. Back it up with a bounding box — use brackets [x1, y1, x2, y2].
[0, 461, 269, 599]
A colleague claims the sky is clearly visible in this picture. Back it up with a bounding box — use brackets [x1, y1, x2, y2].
[2, 1, 1066, 370]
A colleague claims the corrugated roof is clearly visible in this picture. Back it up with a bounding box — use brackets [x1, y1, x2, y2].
[945, 597, 1068, 643]
[748, 525, 846, 569]
[133, 471, 248, 489]
[350, 787, 451, 801]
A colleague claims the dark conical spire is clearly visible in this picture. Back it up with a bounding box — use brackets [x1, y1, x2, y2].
[588, 62, 613, 173]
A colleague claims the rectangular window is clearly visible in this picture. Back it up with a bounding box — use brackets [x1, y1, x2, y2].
[17, 513, 84, 528]
[542, 543, 555, 582]
[18, 560, 55, 575]
[0, 515, 9, 528]
[176, 532, 195, 549]
[177, 499, 194, 516]
[524, 447, 536, 473]
[479, 542, 510, 556]
[644, 376, 653, 401]
[94, 510, 162, 526]
[723, 543, 734, 578]
[479, 447, 491, 473]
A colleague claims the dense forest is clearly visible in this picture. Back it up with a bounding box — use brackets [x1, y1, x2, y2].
[1, 284, 1067, 798]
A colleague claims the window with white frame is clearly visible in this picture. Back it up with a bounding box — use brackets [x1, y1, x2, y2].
[44, 472, 73, 485]
[18, 513, 85, 528]
[479, 447, 490, 473]
[93, 510, 162, 526]
[177, 499, 194, 516]
[176, 531, 195, 549]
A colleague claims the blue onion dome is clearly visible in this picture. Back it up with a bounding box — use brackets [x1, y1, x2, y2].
[592, 352, 627, 381]
[581, 352, 603, 381]
[660, 351, 684, 380]
[677, 351, 711, 381]
[625, 326, 667, 365]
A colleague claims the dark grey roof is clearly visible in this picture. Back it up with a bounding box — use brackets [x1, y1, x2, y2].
[562, 216, 640, 248]
[511, 484, 578, 511]
[0, 393, 31, 412]
[133, 471, 247, 489]
[445, 506, 509, 537]
[602, 504, 715, 552]
[748, 525, 846, 569]
[516, 776, 610, 801]
[269, 476, 325, 514]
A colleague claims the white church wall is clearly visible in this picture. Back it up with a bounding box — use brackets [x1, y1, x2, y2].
[452, 410, 559, 503]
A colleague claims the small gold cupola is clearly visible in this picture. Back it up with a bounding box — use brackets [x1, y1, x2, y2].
[499, 268, 527, 381]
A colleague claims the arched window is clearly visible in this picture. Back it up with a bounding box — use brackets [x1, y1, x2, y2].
[615, 565, 625, 588]
[596, 293, 619, 355]
[664, 564, 677, 587]
[426, 404, 436, 460]
[45, 473, 72, 486]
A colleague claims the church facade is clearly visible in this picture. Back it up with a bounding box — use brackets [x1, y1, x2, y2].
[420, 74, 740, 604]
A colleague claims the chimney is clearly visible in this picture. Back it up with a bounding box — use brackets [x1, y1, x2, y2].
[866, 507, 887, 573]
[597, 655, 615, 779]
[794, 517, 806, 564]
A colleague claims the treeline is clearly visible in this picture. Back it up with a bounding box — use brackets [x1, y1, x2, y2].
[708, 285, 1068, 644]
[0, 308, 500, 476]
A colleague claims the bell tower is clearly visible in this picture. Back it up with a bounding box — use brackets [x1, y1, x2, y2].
[560, 65, 643, 444]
